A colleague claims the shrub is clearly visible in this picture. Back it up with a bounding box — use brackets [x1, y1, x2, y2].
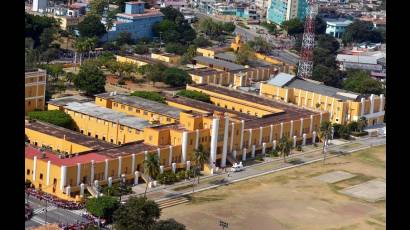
[163, 68, 192, 87]
[27, 110, 74, 129]
[134, 44, 149, 54]
[130, 91, 166, 104]
[176, 170, 186, 180]
[255, 156, 264, 162]
[25, 179, 32, 189]
[267, 149, 279, 157]
[351, 131, 368, 137]
[176, 90, 211, 103]
[296, 145, 303, 151]
[86, 196, 119, 223]
[157, 171, 178, 185]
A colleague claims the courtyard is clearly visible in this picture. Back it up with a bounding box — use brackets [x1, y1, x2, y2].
[161, 145, 386, 230]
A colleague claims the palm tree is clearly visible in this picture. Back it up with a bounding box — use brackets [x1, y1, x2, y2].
[192, 144, 209, 187]
[358, 116, 368, 132]
[277, 136, 292, 163]
[73, 38, 86, 68]
[318, 121, 332, 164]
[143, 154, 160, 197]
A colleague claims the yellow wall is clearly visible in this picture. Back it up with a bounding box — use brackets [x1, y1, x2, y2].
[150, 53, 181, 64]
[25, 128, 91, 154]
[116, 55, 149, 67]
[25, 71, 46, 113]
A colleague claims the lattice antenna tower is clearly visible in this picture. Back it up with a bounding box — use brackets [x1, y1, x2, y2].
[297, 0, 318, 79]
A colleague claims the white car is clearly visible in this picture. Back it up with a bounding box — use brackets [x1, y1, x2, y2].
[230, 163, 244, 172]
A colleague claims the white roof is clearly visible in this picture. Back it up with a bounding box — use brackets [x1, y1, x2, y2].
[266, 72, 295, 87]
[336, 54, 379, 65]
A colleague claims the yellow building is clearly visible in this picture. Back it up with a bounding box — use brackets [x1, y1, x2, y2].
[25, 69, 47, 113]
[26, 84, 329, 201]
[115, 55, 151, 67]
[259, 73, 385, 125]
[150, 53, 181, 64]
[188, 66, 278, 87]
[53, 15, 84, 31]
[196, 46, 228, 57]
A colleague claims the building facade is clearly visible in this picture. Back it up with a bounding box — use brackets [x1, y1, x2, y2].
[267, 0, 308, 25]
[324, 18, 353, 38]
[25, 69, 46, 114]
[260, 73, 385, 125]
[26, 84, 328, 201]
[104, 2, 164, 41]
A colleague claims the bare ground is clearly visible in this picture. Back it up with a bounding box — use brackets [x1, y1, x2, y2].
[161, 146, 386, 230]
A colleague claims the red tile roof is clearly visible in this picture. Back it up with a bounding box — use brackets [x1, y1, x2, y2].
[25, 146, 111, 167]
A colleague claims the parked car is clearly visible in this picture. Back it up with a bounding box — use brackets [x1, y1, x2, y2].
[230, 162, 244, 172]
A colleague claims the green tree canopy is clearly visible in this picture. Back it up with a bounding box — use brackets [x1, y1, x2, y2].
[163, 68, 192, 87]
[198, 18, 235, 39]
[315, 17, 326, 35]
[192, 35, 212, 48]
[181, 45, 197, 64]
[39, 27, 57, 51]
[78, 15, 106, 38]
[134, 44, 149, 54]
[176, 90, 211, 103]
[160, 6, 184, 21]
[342, 70, 384, 94]
[40, 48, 59, 63]
[89, 0, 109, 17]
[342, 20, 383, 44]
[113, 197, 160, 230]
[312, 64, 343, 88]
[316, 34, 340, 54]
[281, 18, 304, 36]
[165, 43, 187, 55]
[115, 32, 134, 46]
[74, 61, 106, 95]
[25, 13, 60, 48]
[153, 219, 186, 230]
[235, 44, 254, 65]
[86, 196, 119, 223]
[28, 110, 74, 129]
[130, 91, 166, 103]
[247, 36, 272, 54]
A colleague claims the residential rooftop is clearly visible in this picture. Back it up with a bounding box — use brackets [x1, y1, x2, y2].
[64, 102, 154, 130]
[191, 84, 318, 129]
[193, 56, 246, 71]
[266, 74, 362, 101]
[47, 95, 93, 107]
[95, 92, 183, 119]
[188, 67, 221, 76]
[25, 120, 116, 151]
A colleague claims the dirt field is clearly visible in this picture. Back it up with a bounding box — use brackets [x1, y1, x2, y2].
[161, 145, 386, 230]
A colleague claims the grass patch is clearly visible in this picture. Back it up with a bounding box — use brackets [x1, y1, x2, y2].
[338, 143, 363, 150]
[190, 194, 228, 205]
[172, 184, 194, 191]
[352, 147, 385, 168]
[326, 223, 359, 230]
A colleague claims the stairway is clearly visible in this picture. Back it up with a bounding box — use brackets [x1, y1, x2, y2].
[156, 196, 190, 209]
[86, 185, 97, 198]
[226, 154, 238, 165]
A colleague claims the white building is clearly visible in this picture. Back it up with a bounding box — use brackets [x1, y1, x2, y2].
[32, 0, 48, 13]
[324, 18, 352, 38]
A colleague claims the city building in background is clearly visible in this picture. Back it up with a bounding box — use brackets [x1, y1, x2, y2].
[267, 0, 308, 25]
[25, 69, 46, 113]
[324, 18, 352, 38]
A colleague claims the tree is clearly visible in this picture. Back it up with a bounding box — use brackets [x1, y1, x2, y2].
[281, 18, 304, 36]
[318, 121, 332, 163]
[315, 17, 327, 35]
[222, 22, 236, 34]
[74, 61, 106, 95]
[193, 36, 212, 48]
[312, 64, 343, 88]
[163, 68, 192, 87]
[165, 43, 187, 55]
[143, 154, 160, 197]
[27, 110, 74, 129]
[235, 44, 254, 65]
[89, 0, 109, 17]
[39, 27, 57, 51]
[40, 48, 59, 64]
[78, 15, 106, 38]
[154, 219, 186, 230]
[25, 13, 60, 48]
[277, 136, 292, 163]
[96, 51, 115, 67]
[342, 20, 383, 45]
[144, 64, 165, 86]
[247, 36, 271, 54]
[342, 70, 384, 94]
[316, 34, 340, 54]
[181, 45, 197, 64]
[357, 117, 368, 132]
[130, 91, 166, 104]
[160, 6, 184, 21]
[86, 196, 119, 223]
[134, 44, 149, 54]
[192, 144, 209, 187]
[113, 197, 160, 230]
[116, 32, 134, 46]
[176, 90, 211, 103]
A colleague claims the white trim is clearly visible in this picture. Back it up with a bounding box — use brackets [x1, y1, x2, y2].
[362, 111, 385, 119]
[25, 95, 45, 100]
[25, 82, 46, 87]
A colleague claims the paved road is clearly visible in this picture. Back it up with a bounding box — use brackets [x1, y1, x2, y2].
[25, 197, 87, 229]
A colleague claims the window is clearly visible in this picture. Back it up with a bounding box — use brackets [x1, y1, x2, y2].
[110, 139, 114, 143]
[39, 173, 43, 180]
[80, 130, 84, 134]
[102, 136, 106, 141]
[149, 136, 153, 141]
[121, 105, 125, 109]
[239, 108, 243, 112]
[118, 141, 121, 145]
[27, 169, 30, 175]
[136, 109, 140, 113]
[120, 125, 124, 130]
[128, 107, 132, 111]
[95, 134, 99, 139]
[143, 111, 148, 115]
[88, 132, 91, 136]
[28, 101, 31, 105]
[99, 98, 102, 102]
[225, 105, 228, 109]
[190, 139, 193, 145]
[166, 118, 171, 122]
[128, 128, 132, 133]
